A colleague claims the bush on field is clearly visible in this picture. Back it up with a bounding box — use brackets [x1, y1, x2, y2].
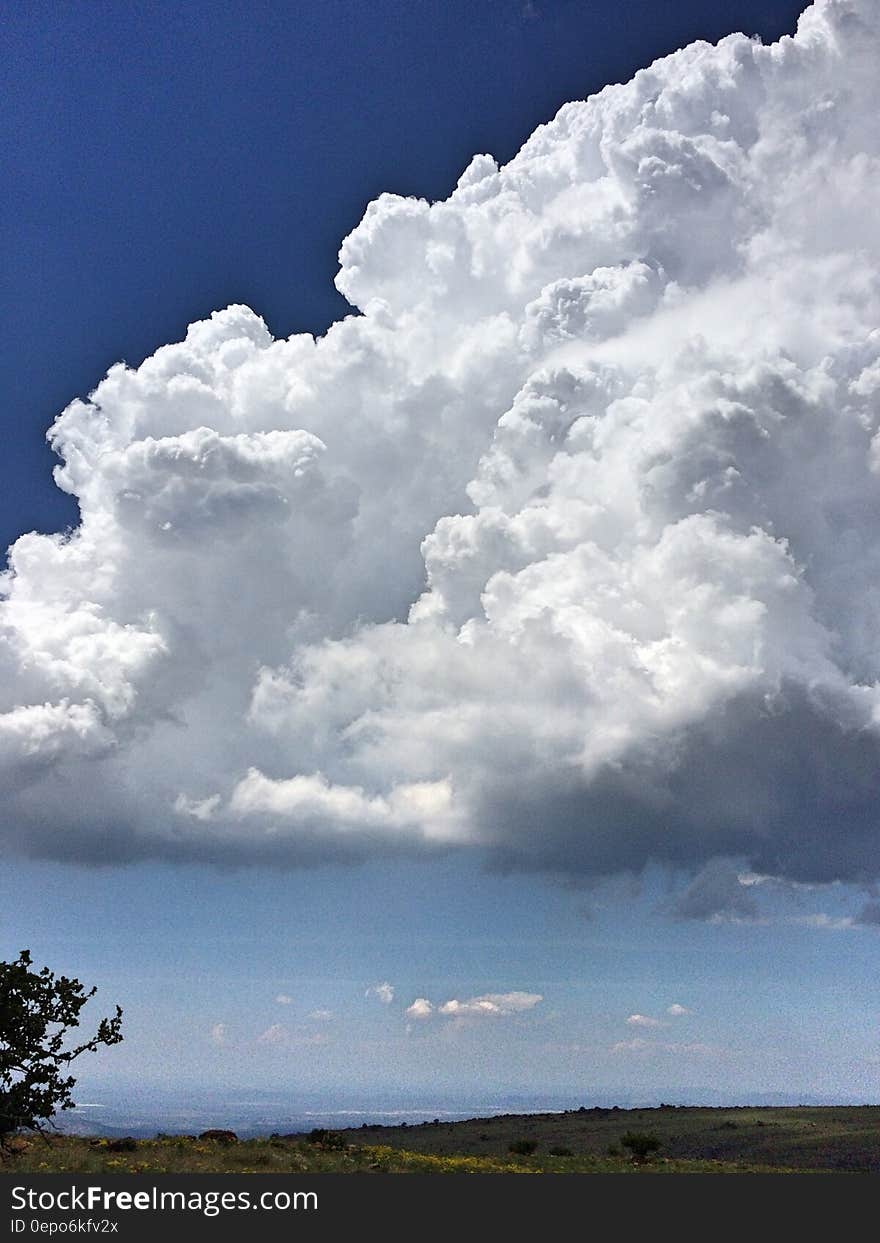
[307, 1128, 347, 1150]
[508, 1139, 538, 1156]
[620, 1131, 662, 1162]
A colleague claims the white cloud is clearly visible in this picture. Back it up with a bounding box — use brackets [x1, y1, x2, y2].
[2, 2, 880, 893]
[209, 1022, 226, 1045]
[275, 994, 293, 1005]
[366, 982, 394, 1005]
[626, 1014, 665, 1028]
[256, 1023, 288, 1045]
[402, 989, 539, 1019]
[174, 793, 221, 822]
[256, 1023, 329, 1049]
[666, 1003, 690, 1017]
[438, 991, 543, 1019]
[611, 1038, 652, 1054]
[405, 990, 542, 1021]
[788, 913, 855, 930]
[229, 770, 460, 842]
[611, 1038, 719, 1056]
[307, 1009, 334, 1021]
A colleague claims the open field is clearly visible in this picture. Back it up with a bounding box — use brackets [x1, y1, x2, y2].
[329, 1104, 880, 1172]
[0, 1133, 799, 1175]
[4, 1106, 880, 1173]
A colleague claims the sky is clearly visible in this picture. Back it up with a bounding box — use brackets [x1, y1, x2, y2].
[3, 0, 880, 1113]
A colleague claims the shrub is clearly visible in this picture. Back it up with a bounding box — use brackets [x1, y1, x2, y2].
[307, 1128, 346, 1150]
[198, 1130, 238, 1144]
[508, 1139, 538, 1156]
[620, 1130, 662, 1162]
[549, 1145, 573, 1157]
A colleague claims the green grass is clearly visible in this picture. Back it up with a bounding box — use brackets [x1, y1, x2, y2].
[4, 1105, 880, 1174]
[340, 1104, 880, 1172]
[0, 1134, 804, 1175]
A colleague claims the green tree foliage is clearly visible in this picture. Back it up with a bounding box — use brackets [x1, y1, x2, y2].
[0, 950, 123, 1139]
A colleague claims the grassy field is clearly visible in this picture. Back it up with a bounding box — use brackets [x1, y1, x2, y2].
[333, 1104, 880, 1172]
[4, 1105, 880, 1173]
[0, 1133, 801, 1175]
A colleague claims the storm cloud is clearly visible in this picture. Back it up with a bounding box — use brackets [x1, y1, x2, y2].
[3, 1, 880, 887]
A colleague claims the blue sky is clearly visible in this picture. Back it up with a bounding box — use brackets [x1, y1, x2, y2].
[3, 856, 877, 1105]
[3, 0, 880, 1112]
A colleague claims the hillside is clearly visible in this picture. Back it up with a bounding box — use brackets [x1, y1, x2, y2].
[4, 1105, 880, 1173]
[327, 1104, 880, 1172]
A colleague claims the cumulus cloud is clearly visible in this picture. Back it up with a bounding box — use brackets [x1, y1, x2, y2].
[209, 1022, 226, 1046]
[667, 1003, 690, 1016]
[366, 982, 395, 1005]
[438, 991, 542, 1018]
[275, 994, 293, 1005]
[307, 1009, 334, 1021]
[2, 2, 880, 890]
[407, 991, 542, 1021]
[626, 1014, 665, 1028]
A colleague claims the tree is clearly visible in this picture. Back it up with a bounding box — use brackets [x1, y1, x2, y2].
[0, 950, 123, 1140]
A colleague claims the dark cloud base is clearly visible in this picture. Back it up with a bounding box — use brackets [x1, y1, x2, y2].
[480, 685, 880, 886]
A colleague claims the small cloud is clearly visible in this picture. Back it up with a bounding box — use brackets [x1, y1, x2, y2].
[405, 998, 434, 1021]
[173, 793, 221, 822]
[855, 901, 880, 927]
[307, 1008, 334, 1021]
[736, 871, 772, 887]
[738, 872, 821, 892]
[209, 1022, 226, 1046]
[257, 1023, 288, 1045]
[667, 1003, 691, 1017]
[611, 1038, 720, 1056]
[626, 1013, 665, 1028]
[275, 993, 293, 1005]
[366, 981, 394, 1005]
[669, 859, 759, 922]
[437, 991, 542, 1019]
[612, 1037, 651, 1053]
[789, 913, 854, 930]
[257, 1023, 328, 1049]
[302, 1031, 330, 1047]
